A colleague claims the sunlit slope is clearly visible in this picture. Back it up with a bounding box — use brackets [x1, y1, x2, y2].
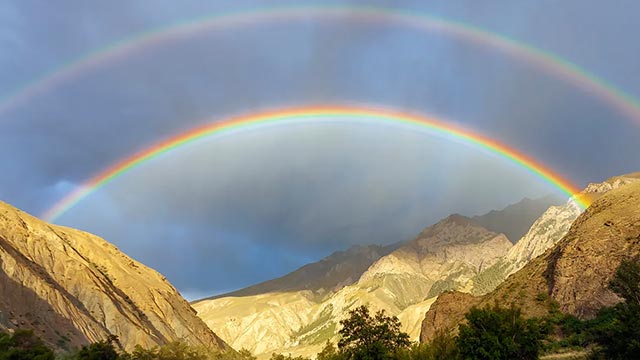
[472, 172, 640, 295]
[0, 201, 228, 352]
[421, 175, 640, 342]
[203, 243, 401, 301]
[194, 215, 512, 357]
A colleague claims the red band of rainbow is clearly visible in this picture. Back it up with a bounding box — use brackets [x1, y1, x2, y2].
[42, 105, 589, 222]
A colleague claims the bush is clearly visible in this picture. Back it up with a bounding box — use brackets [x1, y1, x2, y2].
[609, 257, 640, 306]
[394, 331, 458, 360]
[268, 353, 308, 360]
[456, 304, 549, 360]
[75, 335, 120, 360]
[588, 258, 640, 359]
[316, 341, 343, 360]
[0, 329, 54, 360]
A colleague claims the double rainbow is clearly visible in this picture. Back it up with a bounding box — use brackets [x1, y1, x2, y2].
[42, 106, 589, 222]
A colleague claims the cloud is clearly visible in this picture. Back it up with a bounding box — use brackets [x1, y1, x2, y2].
[1, 0, 639, 295]
[56, 123, 556, 293]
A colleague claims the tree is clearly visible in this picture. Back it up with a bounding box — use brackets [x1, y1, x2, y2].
[316, 341, 343, 360]
[337, 305, 411, 360]
[75, 335, 120, 360]
[609, 257, 640, 306]
[456, 304, 548, 360]
[268, 353, 308, 360]
[589, 257, 640, 359]
[0, 329, 54, 360]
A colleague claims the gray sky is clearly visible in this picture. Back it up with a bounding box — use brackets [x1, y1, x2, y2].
[1, 0, 639, 299]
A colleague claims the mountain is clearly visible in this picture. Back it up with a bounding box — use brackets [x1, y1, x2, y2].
[472, 172, 640, 295]
[0, 201, 228, 352]
[193, 214, 511, 357]
[357, 214, 512, 304]
[420, 176, 640, 343]
[204, 243, 402, 300]
[472, 195, 563, 243]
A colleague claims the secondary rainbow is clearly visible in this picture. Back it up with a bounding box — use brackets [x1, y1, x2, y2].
[1, 6, 640, 126]
[42, 106, 589, 222]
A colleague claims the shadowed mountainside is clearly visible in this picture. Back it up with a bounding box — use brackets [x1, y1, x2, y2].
[472, 195, 564, 243]
[202, 243, 403, 301]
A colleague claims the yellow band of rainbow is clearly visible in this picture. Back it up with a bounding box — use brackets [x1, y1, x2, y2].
[42, 105, 589, 222]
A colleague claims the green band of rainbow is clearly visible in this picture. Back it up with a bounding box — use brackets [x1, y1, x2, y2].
[1, 6, 639, 126]
[42, 105, 589, 222]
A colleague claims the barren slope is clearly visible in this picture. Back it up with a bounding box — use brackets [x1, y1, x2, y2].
[0, 201, 228, 352]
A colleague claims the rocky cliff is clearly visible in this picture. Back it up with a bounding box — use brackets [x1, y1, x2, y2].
[0, 201, 228, 352]
[420, 176, 640, 342]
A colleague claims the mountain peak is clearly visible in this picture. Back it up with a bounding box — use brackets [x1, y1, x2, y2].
[442, 213, 474, 225]
[413, 213, 500, 250]
[472, 195, 564, 243]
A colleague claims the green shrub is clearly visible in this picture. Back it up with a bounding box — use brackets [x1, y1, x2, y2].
[0, 329, 54, 360]
[456, 304, 549, 360]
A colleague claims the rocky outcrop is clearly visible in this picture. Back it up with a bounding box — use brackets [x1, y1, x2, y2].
[419, 291, 479, 341]
[0, 201, 228, 352]
[420, 177, 640, 343]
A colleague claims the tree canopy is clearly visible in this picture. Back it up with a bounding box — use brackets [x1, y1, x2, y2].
[337, 305, 411, 360]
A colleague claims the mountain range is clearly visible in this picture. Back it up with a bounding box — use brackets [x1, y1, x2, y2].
[1, 172, 638, 358]
[421, 173, 640, 342]
[191, 194, 567, 357]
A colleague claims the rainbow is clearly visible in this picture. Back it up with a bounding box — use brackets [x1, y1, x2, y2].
[2, 6, 640, 125]
[42, 105, 589, 222]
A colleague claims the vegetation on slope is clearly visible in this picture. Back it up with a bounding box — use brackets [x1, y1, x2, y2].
[5, 256, 640, 360]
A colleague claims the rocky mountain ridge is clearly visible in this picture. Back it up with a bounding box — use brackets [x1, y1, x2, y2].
[194, 214, 512, 357]
[472, 195, 563, 243]
[420, 175, 640, 342]
[471, 172, 640, 295]
[205, 242, 402, 301]
[0, 201, 228, 352]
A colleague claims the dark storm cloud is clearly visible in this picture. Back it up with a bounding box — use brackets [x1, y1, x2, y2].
[1, 0, 639, 296]
[57, 125, 556, 296]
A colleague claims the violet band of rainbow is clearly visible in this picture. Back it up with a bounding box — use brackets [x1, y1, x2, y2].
[42, 105, 589, 222]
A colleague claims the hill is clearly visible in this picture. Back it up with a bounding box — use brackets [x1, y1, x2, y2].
[0, 201, 228, 352]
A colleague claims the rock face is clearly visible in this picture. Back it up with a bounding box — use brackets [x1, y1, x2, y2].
[194, 215, 512, 358]
[0, 201, 228, 352]
[420, 177, 640, 343]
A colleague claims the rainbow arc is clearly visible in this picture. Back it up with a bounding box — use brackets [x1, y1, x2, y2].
[1, 6, 639, 126]
[42, 105, 589, 222]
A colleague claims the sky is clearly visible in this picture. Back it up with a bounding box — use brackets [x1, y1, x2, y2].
[1, 0, 639, 300]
